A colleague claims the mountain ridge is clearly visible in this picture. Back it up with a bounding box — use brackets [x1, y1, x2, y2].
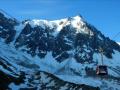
[0, 11, 120, 90]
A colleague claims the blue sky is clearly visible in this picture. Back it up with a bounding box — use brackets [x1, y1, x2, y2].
[0, 0, 120, 41]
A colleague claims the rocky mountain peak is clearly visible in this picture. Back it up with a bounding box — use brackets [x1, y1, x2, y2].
[0, 11, 120, 90]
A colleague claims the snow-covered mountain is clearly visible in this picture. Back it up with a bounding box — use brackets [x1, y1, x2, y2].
[0, 11, 120, 90]
[117, 42, 120, 45]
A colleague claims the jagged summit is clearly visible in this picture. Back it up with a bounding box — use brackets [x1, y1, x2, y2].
[24, 15, 83, 25]
[22, 15, 94, 36]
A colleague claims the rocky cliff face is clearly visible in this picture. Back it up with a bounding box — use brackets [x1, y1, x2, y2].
[0, 11, 120, 90]
[14, 16, 120, 62]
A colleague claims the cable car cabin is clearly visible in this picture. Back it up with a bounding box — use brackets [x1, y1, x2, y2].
[96, 65, 108, 75]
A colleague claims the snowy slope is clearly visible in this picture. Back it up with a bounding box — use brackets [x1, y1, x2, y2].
[117, 42, 120, 45]
[0, 40, 120, 90]
[0, 41, 99, 90]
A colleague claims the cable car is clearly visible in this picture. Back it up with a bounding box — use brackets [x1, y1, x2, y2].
[96, 47, 108, 75]
[96, 65, 108, 75]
